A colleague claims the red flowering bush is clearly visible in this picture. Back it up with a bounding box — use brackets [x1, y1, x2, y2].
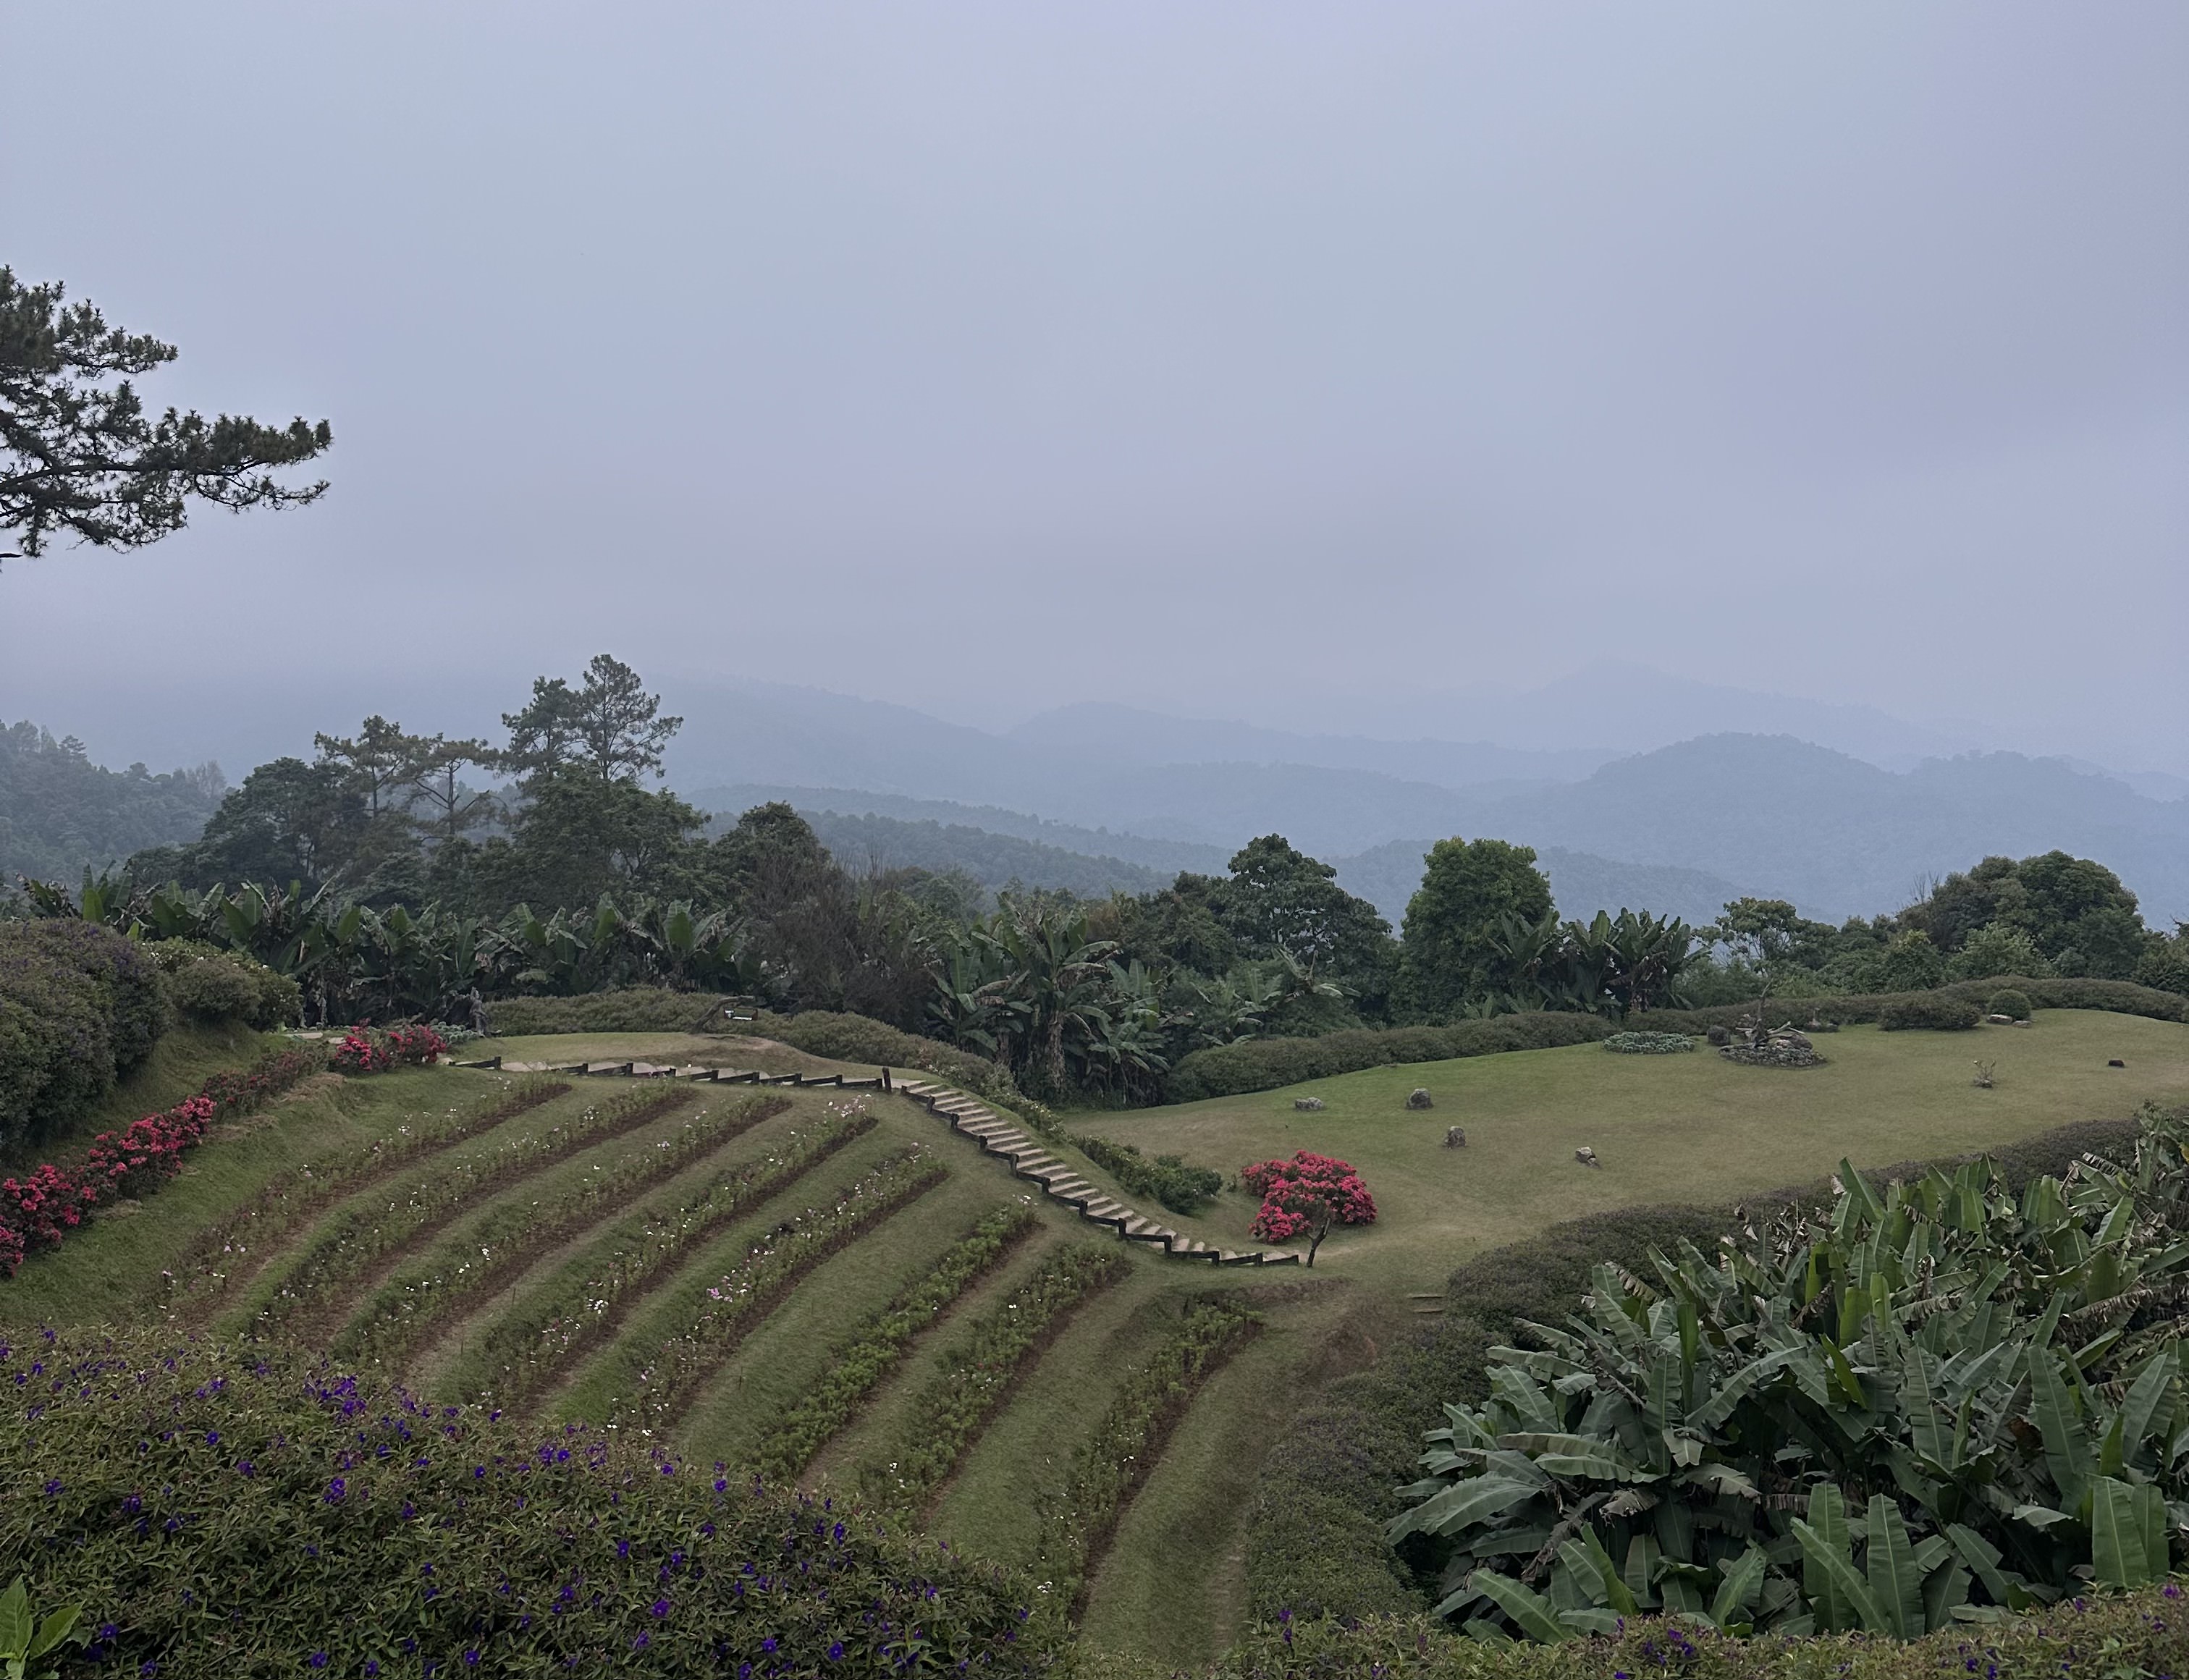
[0, 1045, 328, 1277]
[1241, 1149, 1376, 1266]
[333, 1023, 446, 1073]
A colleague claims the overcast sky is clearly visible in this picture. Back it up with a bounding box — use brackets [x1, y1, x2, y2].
[3, 2, 2184, 776]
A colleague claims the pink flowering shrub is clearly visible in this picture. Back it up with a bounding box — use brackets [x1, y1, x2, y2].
[332, 1023, 447, 1073]
[1241, 1149, 1377, 1265]
[0, 1046, 327, 1278]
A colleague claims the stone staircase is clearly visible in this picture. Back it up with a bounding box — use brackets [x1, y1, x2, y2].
[895, 1079, 1300, 1267]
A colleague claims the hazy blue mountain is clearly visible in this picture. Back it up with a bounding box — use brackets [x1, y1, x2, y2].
[691, 784, 1231, 876]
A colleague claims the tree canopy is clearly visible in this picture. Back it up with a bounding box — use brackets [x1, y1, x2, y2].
[0, 268, 332, 562]
[1396, 837, 1554, 1019]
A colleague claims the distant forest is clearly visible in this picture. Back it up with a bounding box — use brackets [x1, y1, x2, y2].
[0, 722, 224, 884]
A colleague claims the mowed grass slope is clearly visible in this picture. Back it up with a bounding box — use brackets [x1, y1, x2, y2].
[1070, 1010, 2189, 1293]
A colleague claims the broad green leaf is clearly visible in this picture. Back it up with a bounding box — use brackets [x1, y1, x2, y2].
[1865, 1495, 1923, 1639]
[1790, 1518, 1889, 1635]
[1467, 1570, 1576, 1645]
[1945, 1524, 2015, 1607]
[25, 1603, 81, 1661]
[1803, 1485, 1854, 1632]
[2089, 1477, 2149, 1590]
[1388, 1474, 1540, 1542]
[2117, 1344, 2177, 1452]
[1495, 1434, 1658, 1483]
[1621, 1535, 1661, 1611]
[1709, 1545, 1766, 1629]
[2135, 1483, 2167, 1582]
[0, 1578, 29, 1660]
[2027, 1347, 2089, 1511]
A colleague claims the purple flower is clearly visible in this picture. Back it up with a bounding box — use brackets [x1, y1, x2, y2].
[651, 1599, 671, 1618]
[829, 1642, 845, 1662]
[324, 1477, 347, 1503]
[309, 1655, 328, 1670]
[43, 1478, 62, 1495]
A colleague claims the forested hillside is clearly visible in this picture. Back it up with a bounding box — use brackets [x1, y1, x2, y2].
[790, 809, 1171, 898]
[0, 721, 223, 884]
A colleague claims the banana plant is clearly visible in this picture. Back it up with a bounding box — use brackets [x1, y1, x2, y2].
[1393, 1107, 2189, 1642]
[0, 1576, 86, 1680]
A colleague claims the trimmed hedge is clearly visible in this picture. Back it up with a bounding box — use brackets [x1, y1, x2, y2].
[1878, 993, 1986, 1031]
[1166, 1016, 1616, 1102]
[1637, 975, 2189, 1034]
[1239, 1115, 2146, 1626]
[1989, 987, 2034, 1021]
[145, 939, 299, 1030]
[0, 920, 166, 1148]
[1205, 1588, 2188, 1680]
[484, 987, 731, 1036]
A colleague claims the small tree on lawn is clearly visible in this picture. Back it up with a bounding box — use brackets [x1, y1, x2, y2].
[1241, 1150, 1376, 1266]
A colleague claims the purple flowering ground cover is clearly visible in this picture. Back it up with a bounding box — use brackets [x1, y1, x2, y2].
[0, 1325, 1060, 1677]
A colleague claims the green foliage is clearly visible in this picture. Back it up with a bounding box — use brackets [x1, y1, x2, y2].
[1238, 1120, 2141, 1627]
[486, 987, 731, 1036]
[1208, 835, 1399, 1022]
[610, 1149, 950, 1432]
[0, 1327, 1053, 1675]
[236, 1083, 699, 1339]
[1039, 1293, 1262, 1610]
[864, 1241, 1132, 1516]
[158, 1076, 570, 1319]
[333, 1093, 794, 1368]
[0, 919, 166, 1147]
[1952, 921, 2054, 984]
[1391, 1107, 2189, 1642]
[1166, 1015, 1615, 1102]
[1876, 993, 1985, 1031]
[0, 266, 332, 560]
[746, 1202, 1040, 1482]
[1600, 1031, 1695, 1055]
[1637, 976, 2189, 1034]
[145, 939, 298, 1028]
[1208, 1585, 2189, 1680]
[1397, 840, 1556, 1021]
[1988, 989, 2034, 1022]
[1071, 1134, 1225, 1214]
[0, 1576, 85, 1680]
[1899, 853, 2148, 981]
[499, 654, 683, 789]
[462, 1110, 876, 1409]
[738, 1010, 1047, 1120]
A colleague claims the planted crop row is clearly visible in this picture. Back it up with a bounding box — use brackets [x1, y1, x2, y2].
[467, 1110, 880, 1410]
[861, 1241, 1131, 1518]
[241, 1081, 696, 1339]
[746, 1199, 1041, 1482]
[332, 1092, 795, 1367]
[611, 1149, 950, 1432]
[1039, 1293, 1261, 1611]
[159, 1076, 571, 1318]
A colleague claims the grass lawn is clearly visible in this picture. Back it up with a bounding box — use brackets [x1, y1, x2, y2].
[486, 1031, 833, 1075]
[1068, 1010, 2189, 1297]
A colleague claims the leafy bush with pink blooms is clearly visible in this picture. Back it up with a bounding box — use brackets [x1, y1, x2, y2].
[331, 1022, 447, 1073]
[1242, 1150, 1377, 1265]
[0, 1045, 325, 1278]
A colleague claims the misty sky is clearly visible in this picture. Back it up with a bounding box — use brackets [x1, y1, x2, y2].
[2, 3, 2184, 777]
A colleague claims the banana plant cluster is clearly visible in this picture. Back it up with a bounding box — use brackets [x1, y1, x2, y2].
[1480, 908, 1698, 1019]
[1392, 1107, 2189, 1642]
[22, 870, 769, 1023]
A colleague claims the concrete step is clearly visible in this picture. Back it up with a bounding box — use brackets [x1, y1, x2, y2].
[1218, 1250, 1257, 1266]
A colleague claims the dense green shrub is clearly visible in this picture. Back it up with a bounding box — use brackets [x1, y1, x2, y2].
[1638, 977, 2188, 1035]
[485, 987, 733, 1036]
[0, 1326, 1055, 1676]
[145, 938, 300, 1028]
[1239, 1118, 2146, 1626]
[1988, 987, 2034, 1021]
[1207, 1587, 2188, 1680]
[1168, 1015, 1615, 1102]
[1072, 1134, 1225, 1213]
[1877, 993, 1985, 1030]
[0, 920, 166, 1147]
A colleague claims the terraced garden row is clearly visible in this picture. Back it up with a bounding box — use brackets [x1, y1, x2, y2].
[5, 1050, 1299, 1662]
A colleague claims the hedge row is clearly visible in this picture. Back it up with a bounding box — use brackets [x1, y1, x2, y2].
[1202, 1588, 2187, 1680]
[610, 1150, 952, 1432]
[0, 920, 165, 1149]
[241, 1081, 699, 1341]
[0, 1326, 1057, 1676]
[732, 1010, 1050, 1126]
[864, 1241, 1132, 1517]
[334, 1092, 795, 1368]
[1238, 1115, 2147, 1626]
[1165, 1015, 1616, 1102]
[484, 987, 733, 1037]
[748, 1200, 1041, 1484]
[1636, 974, 2189, 1033]
[161, 1075, 571, 1320]
[468, 1111, 878, 1410]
